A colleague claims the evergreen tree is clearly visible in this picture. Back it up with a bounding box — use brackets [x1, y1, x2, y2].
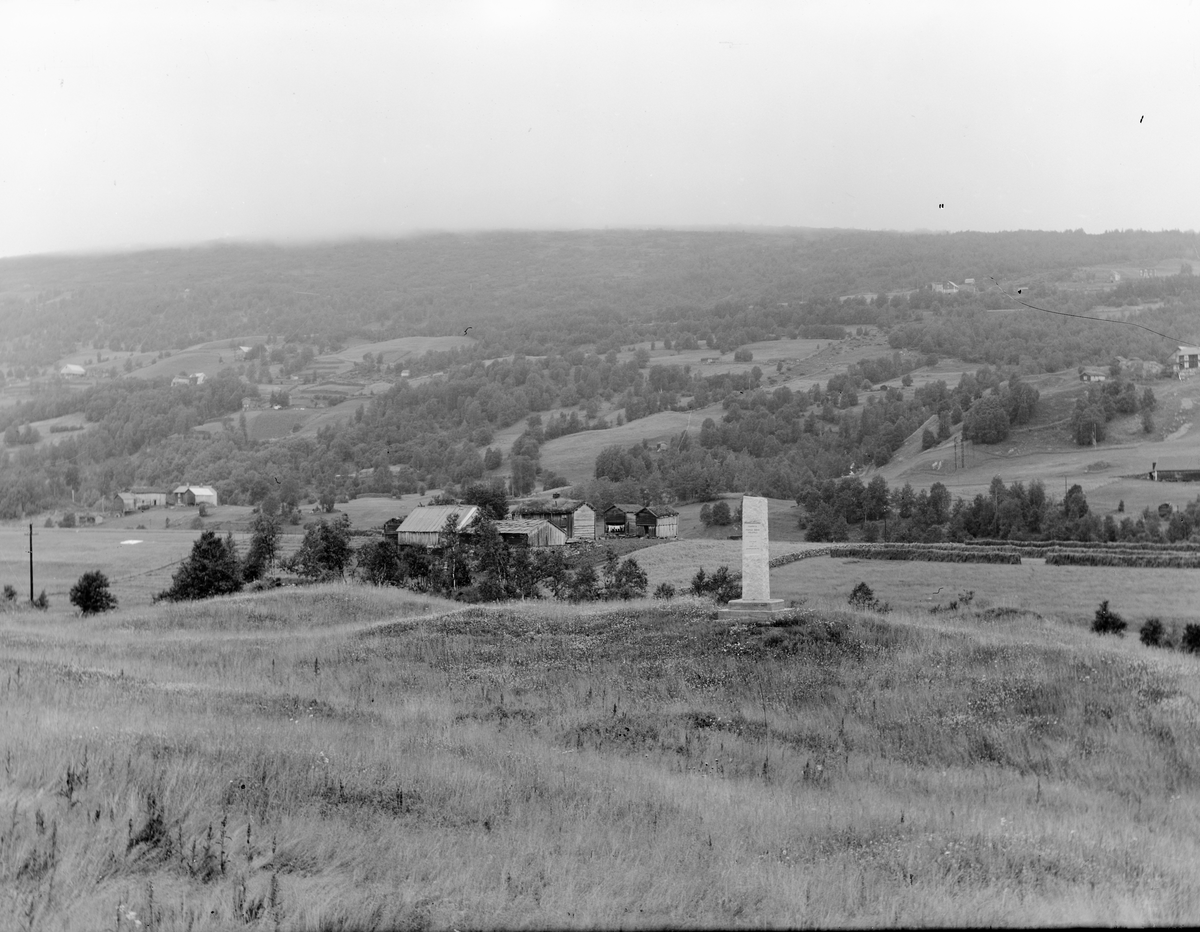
[70, 570, 117, 616]
[157, 531, 244, 602]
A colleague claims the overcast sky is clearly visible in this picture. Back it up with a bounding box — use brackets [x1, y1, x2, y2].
[1, 0, 1198, 258]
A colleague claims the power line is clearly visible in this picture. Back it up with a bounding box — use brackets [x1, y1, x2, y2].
[988, 277, 1191, 345]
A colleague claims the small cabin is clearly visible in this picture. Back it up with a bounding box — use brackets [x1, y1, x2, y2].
[602, 503, 643, 535]
[1079, 367, 1108, 382]
[1175, 345, 1200, 378]
[635, 505, 679, 539]
[117, 488, 166, 512]
[491, 519, 567, 548]
[512, 497, 596, 540]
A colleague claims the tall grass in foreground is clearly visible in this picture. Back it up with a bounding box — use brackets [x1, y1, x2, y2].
[3, 583, 1200, 928]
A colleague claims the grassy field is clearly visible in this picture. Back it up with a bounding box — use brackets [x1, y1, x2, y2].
[4, 582, 1200, 929]
[0, 527, 262, 607]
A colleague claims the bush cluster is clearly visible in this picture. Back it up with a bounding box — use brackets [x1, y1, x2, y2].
[1046, 550, 1200, 568]
[690, 566, 742, 604]
[828, 544, 1021, 565]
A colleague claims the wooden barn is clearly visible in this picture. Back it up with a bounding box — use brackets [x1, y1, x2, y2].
[116, 487, 167, 513]
[171, 484, 219, 506]
[391, 504, 479, 548]
[491, 519, 568, 548]
[602, 503, 643, 535]
[635, 505, 679, 539]
[1149, 461, 1200, 482]
[512, 496, 597, 540]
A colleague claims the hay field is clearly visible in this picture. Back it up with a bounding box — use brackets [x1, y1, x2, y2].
[0, 527, 254, 607]
[538, 403, 724, 483]
[769, 555, 1200, 627]
[5, 583, 1200, 928]
[320, 335, 474, 370]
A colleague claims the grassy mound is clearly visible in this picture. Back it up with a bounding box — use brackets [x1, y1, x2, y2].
[3, 585, 1200, 927]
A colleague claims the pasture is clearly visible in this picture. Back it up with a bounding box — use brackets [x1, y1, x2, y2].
[4, 582, 1200, 928]
[0, 527, 253, 607]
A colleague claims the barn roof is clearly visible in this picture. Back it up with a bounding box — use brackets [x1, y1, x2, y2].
[513, 498, 590, 516]
[59, 364, 86, 376]
[493, 518, 554, 535]
[605, 502, 644, 515]
[125, 487, 164, 495]
[638, 505, 679, 518]
[395, 504, 479, 533]
[173, 484, 217, 496]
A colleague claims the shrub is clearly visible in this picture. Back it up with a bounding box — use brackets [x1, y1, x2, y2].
[69, 570, 117, 616]
[1091, 600, 1126, 636]
[242, 514, 280, 582]
[2, 584, 15, 601]
[156, 531, 244, 602]
[1182, 624, 1200, 655]
[284, 516, 353, 580]
[691, 565, 741, 604]
[32, 590, 49, 609]
[653, 582, 676, 600]
[608, 557, 648, 600]
[1139, 617, 1165, 648]
[847, 582, 890, 613]
[354, 537, 404, 586]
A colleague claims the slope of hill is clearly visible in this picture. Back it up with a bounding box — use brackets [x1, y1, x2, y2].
[6, 583, 1200, 926]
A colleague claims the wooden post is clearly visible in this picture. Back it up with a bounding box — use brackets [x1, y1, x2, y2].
[28, 523, 33, 604]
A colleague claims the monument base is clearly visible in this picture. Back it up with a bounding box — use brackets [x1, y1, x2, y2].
[717, 598, 788, 621]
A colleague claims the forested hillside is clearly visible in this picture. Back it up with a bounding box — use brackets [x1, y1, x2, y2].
[2, 228, 1196, 367]
[1, 228, 1197, 521]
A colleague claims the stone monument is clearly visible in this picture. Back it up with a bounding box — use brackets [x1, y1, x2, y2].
[717, 495, 787, 619]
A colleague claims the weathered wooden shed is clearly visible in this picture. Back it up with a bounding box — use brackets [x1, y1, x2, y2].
[392, 504, 479, 548]
[635, 505, 679, 539]
[512, 496, 596, 540]
[492, 519, 568, 548]
[171, 484, 219, 506]
[602, 503, 643, 535]
[117, 487, 167, 513]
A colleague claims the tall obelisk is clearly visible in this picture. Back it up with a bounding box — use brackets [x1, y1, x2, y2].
[718, 495, 786, 619]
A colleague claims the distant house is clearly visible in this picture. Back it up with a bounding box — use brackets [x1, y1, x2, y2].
[1111, 271, 1122, 283]
[1079, 367, 1108, 382]
[1175, 345, 1200, 378]
[116, 488, 167, 513]
[172, 373, 206, 387]
[700, 356, 721, 364]
[1149, 461, 1200, 482]
[931, 281, 959, 294]
[400, 369, 410, 378]
[491, 519, 568, 548]
[392, 504, 480, 548]
[1140, 268, 1159, 278]
[512, 496, 597, 540]
[59, 364, 86, 378]
[171, 484, 219, 506]
[634, 505, 679, 539]
[602, 503, 644, 536]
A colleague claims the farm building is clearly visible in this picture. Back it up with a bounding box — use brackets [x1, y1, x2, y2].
[391, 504, 480, 548]
[602, 503, 643, 535]
[59, 364, 86, 378]
[635, 505, 679, 539]
[171, 485, 219, 506]
[381, 516, 405, 542]
[1079, 367, 1108, 382]
[117, 488, 167, 512]
[1149, 461, 1200, 482]
[930, 281, 959, 294]
[490, 519, 568, 548]
[512, 497, 597, 540]
[1175, 345, 1200, 378]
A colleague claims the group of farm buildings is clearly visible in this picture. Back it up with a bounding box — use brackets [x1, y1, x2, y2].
[383, 497, 678, 549]
[113, 484, 219, 513]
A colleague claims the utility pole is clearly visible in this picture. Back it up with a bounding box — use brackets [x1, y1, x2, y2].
[28, 523, 33, 604]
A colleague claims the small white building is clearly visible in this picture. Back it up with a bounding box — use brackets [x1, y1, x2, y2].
[171, 484, 219, 506]
[1176, 345, 1200, 378]
[59, 364, 86, 378]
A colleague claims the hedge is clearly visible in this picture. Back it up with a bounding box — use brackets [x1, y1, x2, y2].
[829, 545, 1021, 565]
[1044, 550, 1200, 568]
